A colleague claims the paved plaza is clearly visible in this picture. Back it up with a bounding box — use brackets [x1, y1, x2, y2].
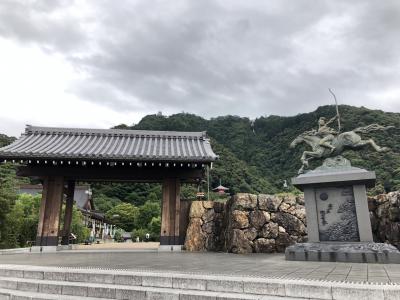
[0, 251, 399, 284]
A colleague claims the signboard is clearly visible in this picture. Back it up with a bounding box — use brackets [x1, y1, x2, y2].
[315, 186, 360, 242]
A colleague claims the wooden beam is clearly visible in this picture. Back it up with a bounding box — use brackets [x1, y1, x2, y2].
[17, 166, 203, 183]
[36, 176, 64, 246]
[174, 179, 181, 243]
[61, 180, 75, 245]
[160, 178, 182, 245]
[36, 176, 49, 246]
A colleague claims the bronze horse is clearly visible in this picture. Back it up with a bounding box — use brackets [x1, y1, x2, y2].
[290, 124, 393, 174]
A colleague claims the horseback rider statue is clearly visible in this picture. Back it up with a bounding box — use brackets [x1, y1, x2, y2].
[290, 93, 394, 174]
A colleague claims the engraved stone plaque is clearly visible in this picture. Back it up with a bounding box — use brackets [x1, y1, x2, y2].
[315, 186, 359, 242]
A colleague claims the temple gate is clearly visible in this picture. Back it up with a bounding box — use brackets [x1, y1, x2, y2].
[0, 125, 217, 250]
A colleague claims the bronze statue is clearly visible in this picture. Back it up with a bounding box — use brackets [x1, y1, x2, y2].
[290, 116, 394, 174]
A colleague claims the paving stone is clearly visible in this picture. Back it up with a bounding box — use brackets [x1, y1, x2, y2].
[115, 288, 146, 300]
[114, 274, 142, 286]
[142, 275, 173, 288]
[207, 279, 243, 293]
[331, 286, 384, 300]
[243, 281, 284, 296]
[43, 272, 65, 281]
[367, 277, 390, 283]
[0, 280, 17, 290]
[38, 283, 62, 294]
[9, 296, 29, 300]
[179, 290, 218, 300]
[66, 272, 90, 282]
[384, 288, 400, 300]
[0, 292, 9, 300]
[87, 273, 114, 284]
[331, 270, 350, 275]
[16, 281, 38, 292]
[285, 283, 331, 299]
[146, 290, 179, 300]
[370, 271, 388, 276]
[173, 277, 207, 291]
[62, 285, 88, 297]
[23, 271, 43, 279]
[3, 271, 23, 278]
[325, 275, 346, 280]
[87, 286, 116, 299]
[216, 293, 260, 300]
[345, 277, 367, 282]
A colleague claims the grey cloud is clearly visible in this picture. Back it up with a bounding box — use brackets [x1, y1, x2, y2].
[0, 0, 86, 52]
[0, 0, 399, 119]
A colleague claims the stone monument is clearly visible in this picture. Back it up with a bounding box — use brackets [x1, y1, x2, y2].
[286, 111, 399, 263]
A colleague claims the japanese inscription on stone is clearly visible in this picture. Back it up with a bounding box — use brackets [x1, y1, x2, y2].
[315, 186, 359, 242]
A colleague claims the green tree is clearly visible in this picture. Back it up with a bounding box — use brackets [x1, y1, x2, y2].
[131, 228, 147, 241]
[105, 203, 139, 231]
[93, 194, 122, 213]
[70, 208, 91, 243]
[6, 193, 41, 247]
[0, 164, 18, 249]
[113, 229, 124, 242]
[180, 185, 198, 200]
[136, 201, 160, 229]
[148, 216, 161, 240]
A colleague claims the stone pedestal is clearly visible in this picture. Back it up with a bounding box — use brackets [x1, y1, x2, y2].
[286, 156, 400, 263]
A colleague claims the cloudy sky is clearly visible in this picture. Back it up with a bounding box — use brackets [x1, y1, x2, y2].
[0, 0, 399, 136]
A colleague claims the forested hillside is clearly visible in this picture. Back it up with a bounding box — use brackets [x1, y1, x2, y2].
[0, 134, 15, 148]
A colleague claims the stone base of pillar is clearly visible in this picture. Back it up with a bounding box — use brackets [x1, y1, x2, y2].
[60, 236, 69, 246]
[159, 236, 184, 245]
[57, 245, 72, 251]
[30, 246, 58, 253]
[35, 236, 59, 247]
[158, 245, 182, 252]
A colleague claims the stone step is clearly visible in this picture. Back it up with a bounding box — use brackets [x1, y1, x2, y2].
[0, 287, 114, 300]
[0, 287, 310, 300]
[0, 266, 318, 298]
[0, 277, 309, 300]
[0, 264, 399, 300]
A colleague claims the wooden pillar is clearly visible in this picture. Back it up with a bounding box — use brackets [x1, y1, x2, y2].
[160, 178, 181, 245]
[61, 181, 75, 245]
[36, 176, 64, 247]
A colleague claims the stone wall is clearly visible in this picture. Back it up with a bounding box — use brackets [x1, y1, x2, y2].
[369, 191, 400, 249]
[224, 193, 307, 254]
[184, 201, 225, 251]
[184, 191, 400, 253]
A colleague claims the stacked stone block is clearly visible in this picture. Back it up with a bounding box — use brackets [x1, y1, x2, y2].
[224, 193, 307, 254]
[184, 201, 225, 251]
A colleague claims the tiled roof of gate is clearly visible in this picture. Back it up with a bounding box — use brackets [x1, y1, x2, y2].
[0, 125, 217, 162]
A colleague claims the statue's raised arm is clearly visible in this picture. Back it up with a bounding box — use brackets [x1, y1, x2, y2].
[325, 115, 338, 126]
